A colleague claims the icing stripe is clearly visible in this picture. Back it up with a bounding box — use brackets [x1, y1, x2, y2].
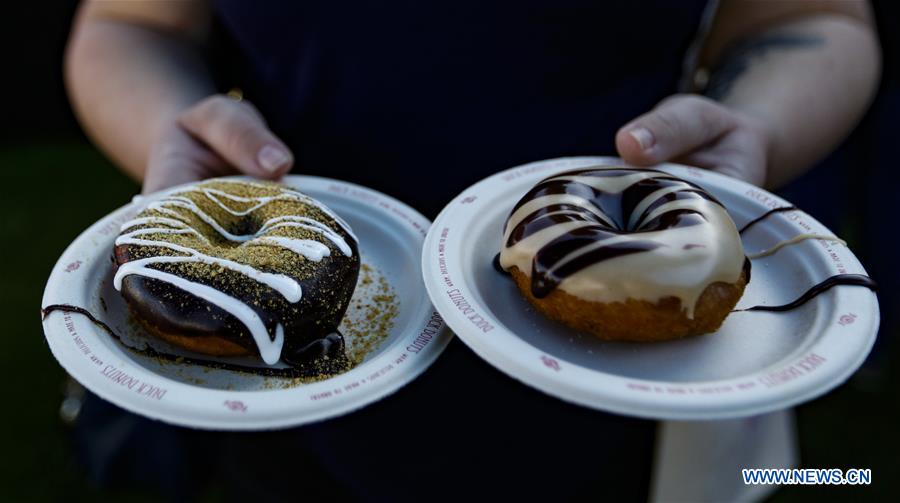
[115, 235, 303, 303]
[202, 188, 299, 216]
[121, 216, 189, 231]
[114, 262, 285, 364]
[259, 216, 352, 256]
[747, 234, 846, 259]
[244, 237, 331, 262]
[141, 197, 353, 255]
[118, 226, 210, 243]
[147, 197, 249, 242]
[204, 179, 357, 239]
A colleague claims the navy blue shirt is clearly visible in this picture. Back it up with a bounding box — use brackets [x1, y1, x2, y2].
[206, 2, 709, 500]
[213, 0, 708, 216]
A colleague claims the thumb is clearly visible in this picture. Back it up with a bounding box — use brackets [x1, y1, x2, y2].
[615, 95, 735, 166]
[143, 125, 230, 195]
[179, 95, 294, 179]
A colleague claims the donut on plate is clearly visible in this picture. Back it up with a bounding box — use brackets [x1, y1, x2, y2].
[113, 179, 359, 373]
[498, 166, 748, 342]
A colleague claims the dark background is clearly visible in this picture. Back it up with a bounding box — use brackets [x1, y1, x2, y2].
[1, 1, 897, 501]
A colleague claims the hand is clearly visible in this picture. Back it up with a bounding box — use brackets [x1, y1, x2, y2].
[615, 94, 770, 187]
[143, 95, 294, 194]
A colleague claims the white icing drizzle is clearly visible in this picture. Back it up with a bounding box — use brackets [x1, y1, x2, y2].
[747, 234, 846, 259]
[147, 196, 249, 242]
[210, 179, 357, 240]
[143, 195, 354, 255]
[115, 180, 356, 364]
[201, 188, 299, 216]
[118, 225, 210, 244]
[121, 216, 189, 231]
[258, 216, 352, 256]
[114, 262, 285, 364]
[244, 237, 331, 262]
[114, 235, 303, 303]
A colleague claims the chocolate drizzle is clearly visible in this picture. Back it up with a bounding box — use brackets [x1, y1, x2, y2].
[530, 238, 660, 298]
[736, 274, 877, 312]
[735, 205, 877, 313]
[503, 168, 724, 299]
[41, 304, 348, 377]
[42, 304, 119, 340]
[739, 206, 798, 234]
[492, 253, 508, 275]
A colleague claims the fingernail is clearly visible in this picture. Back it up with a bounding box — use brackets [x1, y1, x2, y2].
[629, 127, 655, 151]
[257, 145, 290, 173]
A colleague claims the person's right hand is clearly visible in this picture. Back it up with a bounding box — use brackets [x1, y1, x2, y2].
[143, 94, 294, 194]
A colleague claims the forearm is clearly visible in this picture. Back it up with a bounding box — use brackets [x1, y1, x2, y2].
[705, 14, 880, 188]
[65, 3, 214, 181]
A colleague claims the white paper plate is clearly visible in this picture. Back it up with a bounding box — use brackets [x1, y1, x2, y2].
[422, 157, 879, 420]
[42, 176, 450, 430]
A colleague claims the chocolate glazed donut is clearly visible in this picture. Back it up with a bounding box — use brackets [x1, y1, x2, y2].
[499, 166, 748, 341]
[113, 180, 360, 375]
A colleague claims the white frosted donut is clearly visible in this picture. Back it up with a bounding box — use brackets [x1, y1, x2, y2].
[499, 166, 746, 329]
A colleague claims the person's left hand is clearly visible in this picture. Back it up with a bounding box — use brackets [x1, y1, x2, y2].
[615, 94, 770, 187]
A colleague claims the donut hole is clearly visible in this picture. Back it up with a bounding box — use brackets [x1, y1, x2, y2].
[530, 179, 712, 236]
[230, 215, 265, 238]
[551, 193, 707, 236]
[189, 212, 270, 251]
[624, 187, 711, 233]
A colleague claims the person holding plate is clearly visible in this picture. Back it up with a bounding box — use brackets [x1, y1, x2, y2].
[64, 0, 879, 500]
